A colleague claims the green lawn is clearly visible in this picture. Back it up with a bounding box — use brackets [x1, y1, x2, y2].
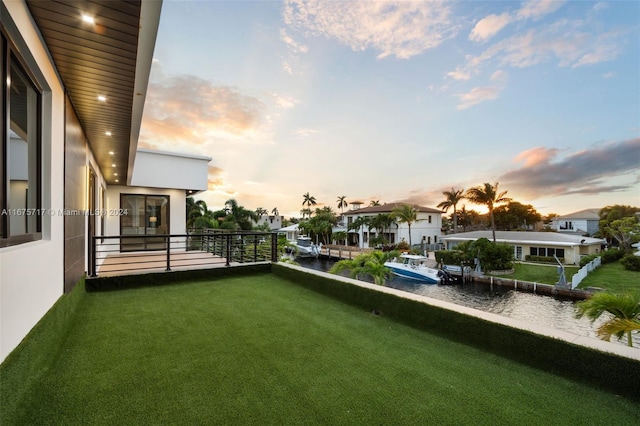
[492, 262, 579, 285]
[4, 274, 639, 425]
[577, 261, 640, 293]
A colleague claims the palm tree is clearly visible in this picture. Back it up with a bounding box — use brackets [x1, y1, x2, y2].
[271, 207, 279, 217]
[255, 207, 268, 217]
[302, 192, 317, 219]
[224, 199, 258, 230]
[186, 197, 210, 228]
[392, 204, 419, 247]
[337, 195, 348, 216]
[465, 182, 511, 242]
[329, 251, 396, 286]
[369, 200, 381, 206]
[437, 188, 465, 234]
[348, 216, 370, 248]
[576, 291, 640, 347]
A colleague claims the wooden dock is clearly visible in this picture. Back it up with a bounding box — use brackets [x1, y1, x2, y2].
[318, 245, 373, 260]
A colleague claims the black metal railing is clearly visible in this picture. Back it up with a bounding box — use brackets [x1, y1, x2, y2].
[90, 231, 278, 277]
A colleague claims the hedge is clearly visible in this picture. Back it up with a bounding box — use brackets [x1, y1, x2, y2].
[272, 264, 640, 400]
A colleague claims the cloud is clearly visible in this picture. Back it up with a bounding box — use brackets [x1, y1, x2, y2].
[279, 28, 309, 54]
[517, 0, 566, 21]
[140, 74, 266, 146]
[283, 0, 458, 59]
[499, 138, 640, 198]
[447, 68, 471, 81]
[465, 20, 624, 72]
[469, 12, 512, 42]
[456, 86, 501, 110]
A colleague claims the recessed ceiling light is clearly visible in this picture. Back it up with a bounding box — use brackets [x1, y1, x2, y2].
[97, 95, 107, 102]
[114, 173, 118, 176]
[105, 131, 112, 136]
[115, 179, 119, 183]
[82, 14, 95, 25]
[112, 164, 116, 167]
[109, 151, 115, 155]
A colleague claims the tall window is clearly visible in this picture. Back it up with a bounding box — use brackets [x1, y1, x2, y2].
[1, 34, 42, 247]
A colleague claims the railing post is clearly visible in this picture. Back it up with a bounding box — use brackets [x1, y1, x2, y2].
[90, 235, 97, 277]
[226, 234, 231, 266]
[254, 234, 258, 261]
[165, 235, 171, 271]
[271, 233, 277, 262]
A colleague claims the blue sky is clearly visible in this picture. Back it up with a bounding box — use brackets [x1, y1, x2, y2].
[139, 0, 640, 217]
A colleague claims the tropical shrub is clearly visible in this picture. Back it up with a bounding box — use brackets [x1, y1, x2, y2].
[601, 248, 625, 264]
[435, 250, 466, 266]
[620, 254, 640, 271]
[579, 253, 600, 268]
[525, 255, 564, 264]
[437, 238, 513, 272]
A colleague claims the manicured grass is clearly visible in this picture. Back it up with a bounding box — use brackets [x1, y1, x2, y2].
[4, 274, 639, 424]
[578, 261, 640, 293]
[493, 262, 579, 285]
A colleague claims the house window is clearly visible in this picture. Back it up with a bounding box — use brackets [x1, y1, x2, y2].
[1, 35, 43, 247]
[428, 215, 432, 223]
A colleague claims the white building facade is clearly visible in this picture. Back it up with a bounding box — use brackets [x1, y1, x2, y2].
[343, 203, 444, 249]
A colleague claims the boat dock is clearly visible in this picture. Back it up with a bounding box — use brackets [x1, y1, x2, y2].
[318, 245, 374, 260]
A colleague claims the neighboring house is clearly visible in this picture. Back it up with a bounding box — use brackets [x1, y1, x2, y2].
[278, 224, 300, 242]
[343, 203, 443, 249]
[550, 208, 601, 236]
[440, 231, 606, 265]
[0, 0, 209, 362]
[255, 215, 284, 231]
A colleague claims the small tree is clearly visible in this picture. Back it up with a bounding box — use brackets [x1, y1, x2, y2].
[329, 251, 397, 285]
[576, 291, 640, 347]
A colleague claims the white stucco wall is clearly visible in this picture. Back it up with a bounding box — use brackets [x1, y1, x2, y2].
[105, 186, 187, 239]
[1, 1, 66, 362]
[130, 149, 210, 191]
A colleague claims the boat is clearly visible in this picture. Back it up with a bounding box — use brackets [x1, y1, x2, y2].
[294, 236, 321, 257]
[384, 253, 441, 283]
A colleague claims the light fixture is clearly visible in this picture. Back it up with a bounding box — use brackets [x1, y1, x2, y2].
[82, 14, 95, 25]
[97, 95, 107, 102]
[114, 173, 118, 176]
[105, 131, 112, 136]
[109, 151, 115, 155]
[115, 179, 119, 183]
[112, 164, 116, 167]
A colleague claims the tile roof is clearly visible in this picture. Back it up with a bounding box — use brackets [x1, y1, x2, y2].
[556, 208, 601, 220]
[343, 202, 443, 215]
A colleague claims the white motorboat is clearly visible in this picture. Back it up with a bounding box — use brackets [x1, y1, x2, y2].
[384, 253, 441, 284]
[295, 236, 321, 257]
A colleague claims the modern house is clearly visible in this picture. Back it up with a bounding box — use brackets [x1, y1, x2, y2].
[255, 215, 284, 231]
[1, 0, 211, 362]
[439, 231, 606, 265]
[343, 203, 443, 249]
[550, 208, 601, 236]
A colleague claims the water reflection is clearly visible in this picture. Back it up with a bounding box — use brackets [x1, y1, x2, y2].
[295, 257, 639, 349]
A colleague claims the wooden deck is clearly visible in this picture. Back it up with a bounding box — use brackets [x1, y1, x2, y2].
[96, 250, 232, 277]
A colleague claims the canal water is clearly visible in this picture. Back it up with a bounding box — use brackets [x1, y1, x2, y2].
[295, 257, 640, 349]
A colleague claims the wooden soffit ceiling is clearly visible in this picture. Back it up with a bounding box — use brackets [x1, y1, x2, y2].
[25, 0, 160, 185]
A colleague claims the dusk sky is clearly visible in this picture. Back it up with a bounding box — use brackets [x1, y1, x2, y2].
[139, 0, 640, 218]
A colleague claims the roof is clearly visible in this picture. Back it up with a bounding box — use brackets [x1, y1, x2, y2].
[344, 202, 443, 216]
[440, 231, 605, 247]
[25, 0, 163, 185]
[556, 209, 601, 220]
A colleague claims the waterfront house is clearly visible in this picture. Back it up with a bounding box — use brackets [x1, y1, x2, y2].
[0, 0, 212, 362]
[343, 203, 443, 249]
[550, 208, 601, 236]
[439, 231, 605, 265]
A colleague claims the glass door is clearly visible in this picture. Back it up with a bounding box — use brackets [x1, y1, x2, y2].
[120, 194, 170, 251]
